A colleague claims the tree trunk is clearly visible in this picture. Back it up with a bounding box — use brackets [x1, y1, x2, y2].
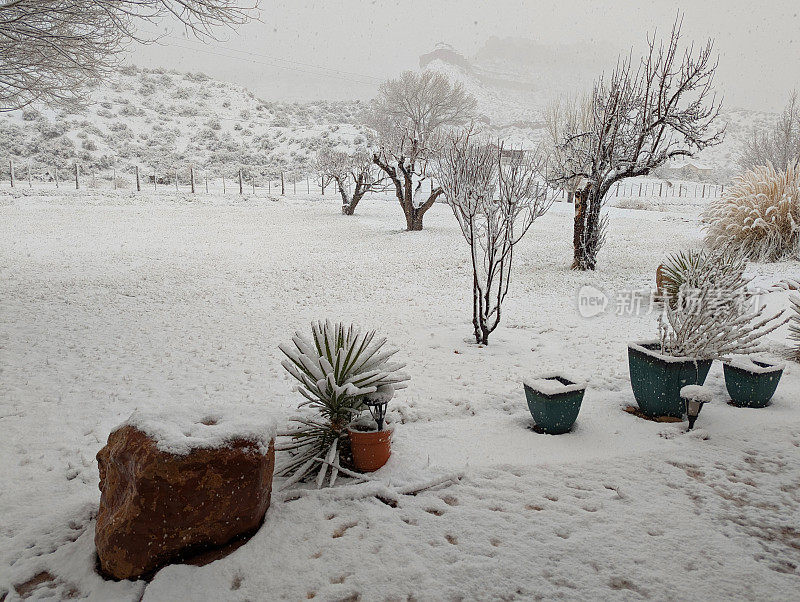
[571, 187, 588, 270]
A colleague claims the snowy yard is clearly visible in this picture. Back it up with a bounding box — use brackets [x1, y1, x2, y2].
[1, 191, 799, 600]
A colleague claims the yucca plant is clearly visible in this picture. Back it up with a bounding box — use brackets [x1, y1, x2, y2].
[657, 249, 710, 307]
[276, 321, 409, 489]
[790, 295, 800, 358]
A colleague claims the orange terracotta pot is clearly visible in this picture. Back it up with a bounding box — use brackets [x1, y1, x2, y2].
[348, 428, 392, 472]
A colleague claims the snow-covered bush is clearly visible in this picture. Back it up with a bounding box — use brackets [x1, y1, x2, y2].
[790, 295, 800, 358]
[702, 163, 800, 261]
[657, 252, 788, 359]
[277, 321, 409, 488]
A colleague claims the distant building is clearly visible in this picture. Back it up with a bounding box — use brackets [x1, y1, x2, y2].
[655, 160, 716, 182]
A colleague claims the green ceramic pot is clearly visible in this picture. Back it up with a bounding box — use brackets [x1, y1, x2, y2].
[628, 341, 713, 419]
[523, 375, 586, 435]
[723, 358, 784, 408]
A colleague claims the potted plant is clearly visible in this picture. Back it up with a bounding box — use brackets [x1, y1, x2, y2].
[723, 356, 785, 408]
[628, 341, 713, 418]
[348, 385, 394, 472]
[629, 251, 787, 419]
[523, 374, 586, 434]
[277, 321, 409, 488]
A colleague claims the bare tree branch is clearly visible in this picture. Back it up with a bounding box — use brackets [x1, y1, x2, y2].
[549, 14, 724, 270]
[0, 0, 258, 111]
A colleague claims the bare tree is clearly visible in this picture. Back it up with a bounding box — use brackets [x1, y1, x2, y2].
[315, 147, 385, 215]
[738, 90, 800, 171]
[367, 71, 477, 230]
[0, 0, 257, 111]
[543, 91, 593, 204]
[550, 16, 724, 270]
[435, 133, 553, 344]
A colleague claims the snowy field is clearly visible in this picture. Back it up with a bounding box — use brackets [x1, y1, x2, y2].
[1, 190, 799, 600]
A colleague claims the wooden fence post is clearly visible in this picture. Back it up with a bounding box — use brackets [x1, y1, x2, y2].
[307, 176, 310, 194]
[113, 168, 117, 190]
[281, 171, 285, 195]
[135, 165, 140, 192]
[54, 166, 59, 189]
[190, 165, 195, 194]
[75, 163, 80, 189]
[238, 168, 243, 195]
[9, 160, 13, 188]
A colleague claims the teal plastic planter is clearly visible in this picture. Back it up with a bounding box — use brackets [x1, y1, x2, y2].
[723, 358, 784, 408]
[628, 341, 713, 419]
[523, 375, 586, 435]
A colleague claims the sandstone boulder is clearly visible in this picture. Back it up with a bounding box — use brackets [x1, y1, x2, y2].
[95, 409, 276, 580]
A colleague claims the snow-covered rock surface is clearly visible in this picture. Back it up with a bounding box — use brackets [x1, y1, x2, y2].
[1, 189, 799, 599]
[120, 408, 277, 456]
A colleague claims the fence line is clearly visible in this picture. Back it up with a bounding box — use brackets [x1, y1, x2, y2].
[1, 159, 726, 201]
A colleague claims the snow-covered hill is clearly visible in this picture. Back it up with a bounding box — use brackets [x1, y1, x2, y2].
[0, 66, 366, 182]
[0, 42, 779, 185]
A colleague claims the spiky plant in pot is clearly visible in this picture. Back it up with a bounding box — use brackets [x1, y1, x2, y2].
[657, 252, 789, 359]
[657, 249, 710, 307]
[277, 321, 409, 489]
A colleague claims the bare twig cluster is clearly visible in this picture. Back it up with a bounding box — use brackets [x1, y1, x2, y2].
[0, 0, 257, 111]
[435, 131, 553, 344]
[657, 252, 788, 359]
[738, 91, 800, 172]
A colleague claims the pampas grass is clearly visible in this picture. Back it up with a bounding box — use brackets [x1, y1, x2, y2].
[702, 163, 800, 261]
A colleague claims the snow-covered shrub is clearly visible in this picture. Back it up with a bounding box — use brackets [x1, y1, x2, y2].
[790, 295, 800, 358]
[277, 321, 409, 488]
[702, 163, 800, 261]
[657, 252, 788, 359]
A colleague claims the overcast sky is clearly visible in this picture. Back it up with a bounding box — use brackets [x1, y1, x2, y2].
[127, 0, 799, 111]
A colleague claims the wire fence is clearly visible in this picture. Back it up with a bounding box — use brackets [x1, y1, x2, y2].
[1, 160, 725, 202]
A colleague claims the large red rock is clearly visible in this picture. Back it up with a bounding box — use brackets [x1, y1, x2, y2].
[95, 410, 276, 580]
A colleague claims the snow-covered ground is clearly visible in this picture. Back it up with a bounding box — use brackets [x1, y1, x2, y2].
[1, 190, 798, 600]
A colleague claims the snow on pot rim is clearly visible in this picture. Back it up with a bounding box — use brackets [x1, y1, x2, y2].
[628, 340, 711, 363]
[680, 384, 714, 403]
[117, 408, 278, 455]
[723, 355, 785, 374]
[523, 372, 588, 396]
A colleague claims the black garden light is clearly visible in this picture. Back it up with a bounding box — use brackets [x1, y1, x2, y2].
[680, 385, 712, 430]
[363, 396, 389, 431]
